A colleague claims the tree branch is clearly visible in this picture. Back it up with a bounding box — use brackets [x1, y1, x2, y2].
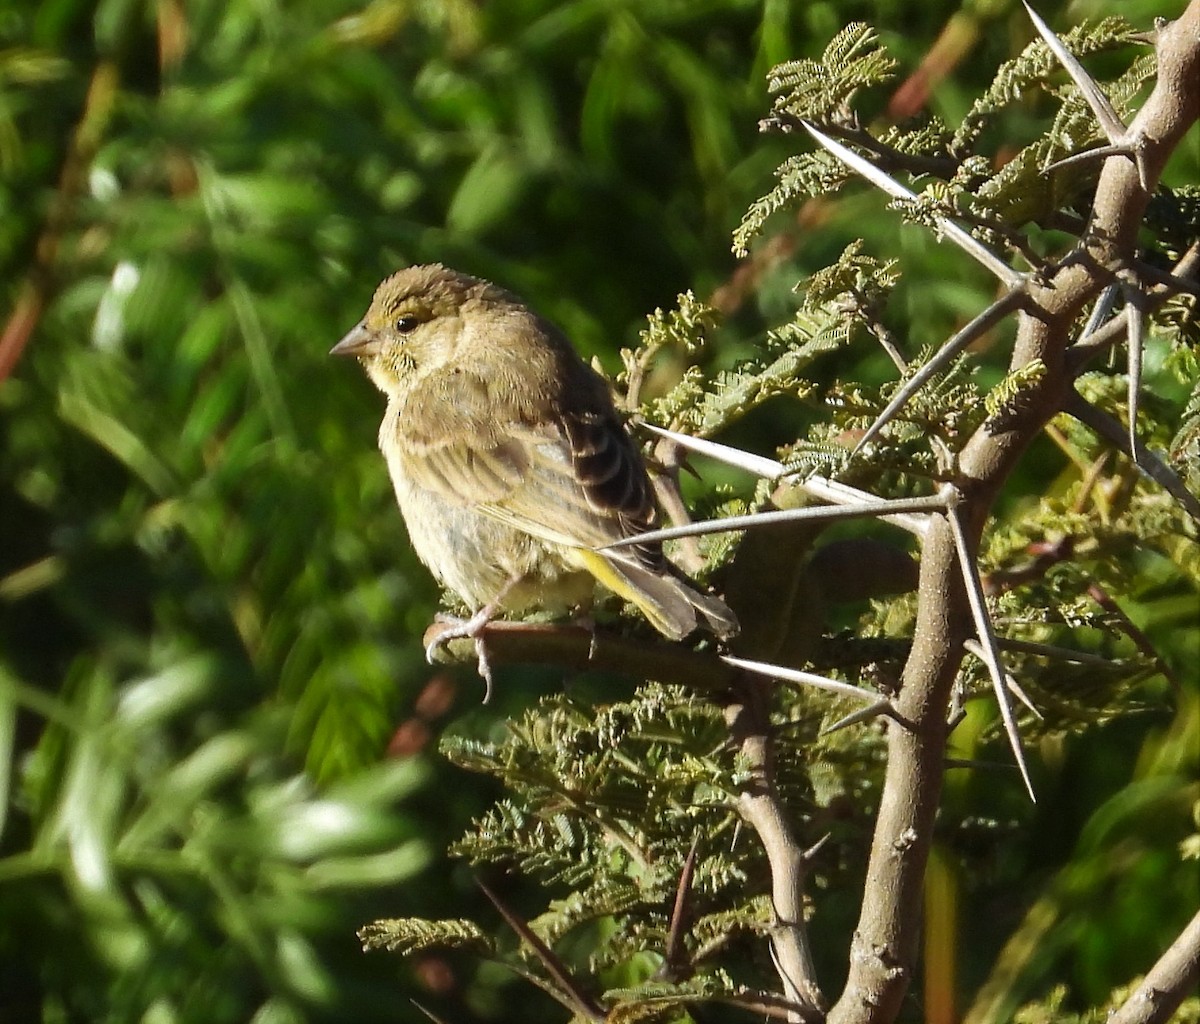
[827, 518, 969, 1024]
[426, 620, 740, 693]
[725, 677, 825, 1023]
[828, 6, 1200, 1021]
[1107, 907, 1200, 1024]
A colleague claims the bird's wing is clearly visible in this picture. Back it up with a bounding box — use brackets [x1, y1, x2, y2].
[393, 368, 529, 504]
[394, 367, 656, 555]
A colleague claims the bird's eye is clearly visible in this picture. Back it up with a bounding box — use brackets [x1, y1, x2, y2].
[395, 315, 420, 335]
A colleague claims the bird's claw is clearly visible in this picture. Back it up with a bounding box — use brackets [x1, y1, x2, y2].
[425, 611, 496, 703]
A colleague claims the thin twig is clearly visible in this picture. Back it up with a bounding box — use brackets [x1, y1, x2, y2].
[410, 1001, 453, 1024]
[0, 62, 120, 381]
[853, 289, 1027, 455]
[658, 836, 701, 982]
[424, 620, 740, 692]
[1106, 907, 1200, 1024]
[725, 678, 825, 1021]
[477, 879, 606, 1022]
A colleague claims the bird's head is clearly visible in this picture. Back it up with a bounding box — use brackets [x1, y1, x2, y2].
[332, 263, 490, 395]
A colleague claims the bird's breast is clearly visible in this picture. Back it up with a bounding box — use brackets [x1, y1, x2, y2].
[380, 427, 590, 615]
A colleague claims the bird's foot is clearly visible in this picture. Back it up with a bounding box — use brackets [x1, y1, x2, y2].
[426, 610, 497, 703]
[572, 612, 599, 661]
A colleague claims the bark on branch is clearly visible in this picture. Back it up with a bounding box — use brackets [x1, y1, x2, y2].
[828, 6, 1200, 1021]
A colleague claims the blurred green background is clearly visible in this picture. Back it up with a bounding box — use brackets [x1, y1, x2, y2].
[1, 0, 1196, 1021]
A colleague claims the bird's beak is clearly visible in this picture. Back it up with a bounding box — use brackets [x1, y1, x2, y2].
[330, 322, 378, 357]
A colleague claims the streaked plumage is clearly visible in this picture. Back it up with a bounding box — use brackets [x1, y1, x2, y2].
[332, 264, 737, 646]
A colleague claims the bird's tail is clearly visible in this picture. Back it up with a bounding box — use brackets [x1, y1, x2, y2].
[686, 586, 740, 640]
[571, 549, 738, 642]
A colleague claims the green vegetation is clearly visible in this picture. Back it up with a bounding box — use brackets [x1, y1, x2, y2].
[2, 1, 1196, 1022]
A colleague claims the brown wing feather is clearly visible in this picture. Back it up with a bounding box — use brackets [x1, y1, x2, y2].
[394, 321, 672, 579]
[559, 406, 665, 570]
[393, 364, 647, 559]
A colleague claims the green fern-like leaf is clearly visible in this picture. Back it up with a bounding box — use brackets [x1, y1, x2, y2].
[971, 51, 1155, 227]
[603, 974, 740, 1024]
[875, 117, 955, 160]
[531, 883, 650, 947]
[637, 291, 721, 361]
[614, 292, 722, 413]
[732, 150, 850, 256]
[765, 23, 896, 123]
[650, 309, 846, 436]
[358, 917, 494, 956]
[691, 895, 773, 954]
[984, 359, 1047, 420]
[953, 16, 1137, 150]
[803, 240, 900, 311]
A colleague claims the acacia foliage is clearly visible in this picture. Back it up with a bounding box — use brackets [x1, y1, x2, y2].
[1, 1, 1197, 1023]
[364, 7, 1200, 1024]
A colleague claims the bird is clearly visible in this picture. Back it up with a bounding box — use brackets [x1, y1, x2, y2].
[332, 264, 737, 696]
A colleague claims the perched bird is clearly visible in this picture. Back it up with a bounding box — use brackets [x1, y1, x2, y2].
[332, 264, 737, 693]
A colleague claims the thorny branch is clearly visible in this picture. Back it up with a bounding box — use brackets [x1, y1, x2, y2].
[726, 677, 825, 1022]
[1106, 907, 1200, 1024]
[828, 6, 1200, 1023]
[422, 8, 1200, 1022]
